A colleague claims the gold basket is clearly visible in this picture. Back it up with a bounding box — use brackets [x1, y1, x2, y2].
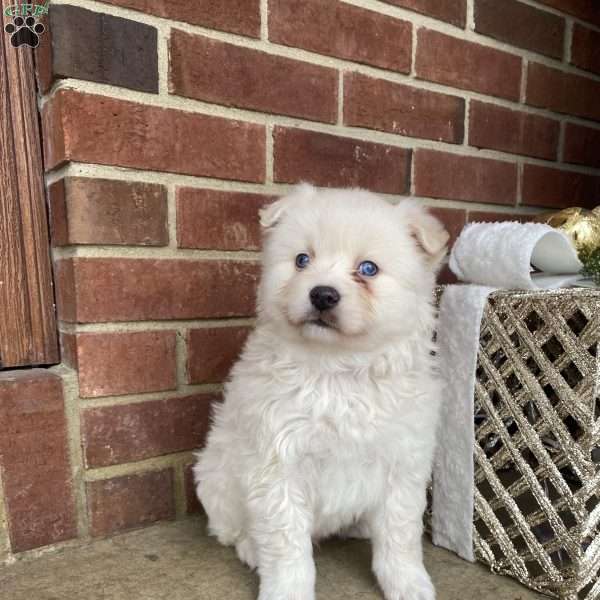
[433, 288, 600, 599]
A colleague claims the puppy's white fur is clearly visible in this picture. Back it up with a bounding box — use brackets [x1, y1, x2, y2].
[194, 185, 449, 600]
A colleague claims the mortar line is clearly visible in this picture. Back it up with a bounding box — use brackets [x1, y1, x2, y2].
[0, 473, 10, 559]
[84, 451, 196, 482]
[466, 0, 475, 31]
[337, 70, 344, 125]
[409, 150, 416, 196]
[49, 365, 90, 538]
[51, 245, 262, 260]
[78, 384, 223, 410]
[564, 19, 574, 65]
[265, 123, 274, 183]
[44, 164, 71, 186]
[1, 534, 90, 567]
[44, 162, 297, 193]
[519, 59, 528, 104]
[417, 197, 542, 214]
[516, 161, 524, 206]
[260, 0, 269, 41]
[463, 97, 470, 147]
[58, 317, 256, 334]
[156, 22, 170, 96]
[167, 183, 178, 248]
[176, 328, 188, 388]
[557, 121, 567, 163]
[173, 462, 188, 518]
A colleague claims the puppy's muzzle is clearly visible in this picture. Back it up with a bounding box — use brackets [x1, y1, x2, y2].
[309, 286, 340, 311]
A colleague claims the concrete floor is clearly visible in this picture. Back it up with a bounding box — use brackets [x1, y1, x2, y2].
[0, 516, 544, 600]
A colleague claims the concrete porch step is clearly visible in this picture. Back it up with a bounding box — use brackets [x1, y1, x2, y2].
[0, 516, 544, 600]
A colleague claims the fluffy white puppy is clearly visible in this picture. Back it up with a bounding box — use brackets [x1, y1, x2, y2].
[194, 184, 449, 600]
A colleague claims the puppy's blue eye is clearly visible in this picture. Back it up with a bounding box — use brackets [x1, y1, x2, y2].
[295, 253, 310, 269]
[357, 260, 378, 277]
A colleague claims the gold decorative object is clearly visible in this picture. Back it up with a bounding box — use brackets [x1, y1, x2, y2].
[428, 288, 600, 599]
[534, 207, 600, 257]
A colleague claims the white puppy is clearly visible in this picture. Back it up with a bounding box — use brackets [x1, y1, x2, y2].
[194, 184, 449, 600]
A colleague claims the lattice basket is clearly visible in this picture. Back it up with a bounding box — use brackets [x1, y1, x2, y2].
[471, 288, 600, 599]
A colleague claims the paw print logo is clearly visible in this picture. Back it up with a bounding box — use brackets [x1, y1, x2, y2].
[4, 15, 45, 48]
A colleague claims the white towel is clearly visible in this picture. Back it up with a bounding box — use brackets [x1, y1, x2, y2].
[449, 221, 582, 289]
[432, 222, 582, 561]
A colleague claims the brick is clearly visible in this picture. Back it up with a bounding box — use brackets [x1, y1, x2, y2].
[54, 258, 259, 323]
[522, 164, 600, 209]
[426, 207, 467, 248]
[184, 464, 202, 514]
[0, 371, 77, 552]
[571, 24, 600, 75]
[474, 0, 564, 59]
[526, 62, 600, 122]
[41, 5, 157, 93]
[438, 264, 458, 285]
[269, 0, 412, 73]
[468, 100, 560, 160]
[87, 470, 175, 537]
[82, 394, 217, 467]
[187, 326, 251, 384]
[48, 177, 168, 247]
[535, 0, 600, 28]
[100, 0, 260, 37]
[343, 72, 464, 144]
[169, 31, 337, 123]
[380, 0, 466, 27]
[416, 29, 522, 101]
[177, 188, 271, 251]
[414, 150, 518, 205]
[563, 123, 600, 169]
[273, 127, 411, 194]
[73, 331, 177, 398]
[42, 90, 265, 182]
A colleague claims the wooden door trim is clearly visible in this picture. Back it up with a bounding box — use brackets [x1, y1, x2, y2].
[0, 9, 58, 368]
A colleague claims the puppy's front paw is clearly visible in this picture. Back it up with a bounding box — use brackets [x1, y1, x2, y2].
[377, 565, 435, 600]
[258, 563, 316, 600]
[258, 581, 315, 600]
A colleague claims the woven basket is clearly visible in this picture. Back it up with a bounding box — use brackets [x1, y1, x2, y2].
[453, 288, 600, 599]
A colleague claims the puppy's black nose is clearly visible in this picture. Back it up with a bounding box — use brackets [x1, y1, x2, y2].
[310, 286, 340, 311]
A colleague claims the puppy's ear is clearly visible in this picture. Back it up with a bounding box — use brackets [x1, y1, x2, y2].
[398, 200, 450, 270]
[259, 198, 287, 230]
[259, 183, 315, 230]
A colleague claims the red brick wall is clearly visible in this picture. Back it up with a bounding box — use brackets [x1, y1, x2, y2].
[2, 0, 599, 557]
